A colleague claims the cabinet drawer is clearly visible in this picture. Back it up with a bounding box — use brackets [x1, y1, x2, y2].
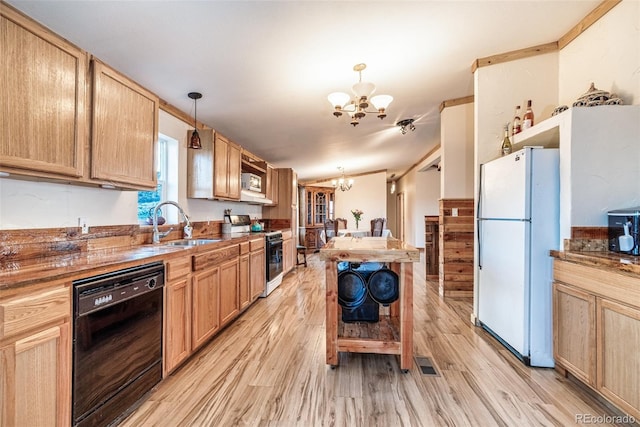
[250, 239, 264, 252]
[0, 285, 70, 340]
[193, 244, 240, 271]
[239, 242, 250, 255]
[166, 256, 192, 281]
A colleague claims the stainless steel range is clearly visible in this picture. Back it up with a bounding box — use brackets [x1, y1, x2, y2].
[227, 215, 284, 297]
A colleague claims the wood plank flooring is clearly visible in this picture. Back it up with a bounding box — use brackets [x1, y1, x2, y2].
[121, 253, 636, 426]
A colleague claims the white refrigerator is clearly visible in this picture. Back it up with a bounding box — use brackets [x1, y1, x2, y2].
[477, 147, 559, 367]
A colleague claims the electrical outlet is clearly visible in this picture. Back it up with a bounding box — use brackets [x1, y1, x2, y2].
[452, 208, 458, 217]
[79, 217, 89, 234]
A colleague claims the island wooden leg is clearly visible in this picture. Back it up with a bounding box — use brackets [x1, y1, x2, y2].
[325, 261, 339, 367]
[400, 262, 414, 371]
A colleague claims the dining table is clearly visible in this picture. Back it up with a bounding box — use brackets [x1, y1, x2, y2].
[319, 228, 392, 244]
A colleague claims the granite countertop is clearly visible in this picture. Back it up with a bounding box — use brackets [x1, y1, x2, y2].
[551, 250, 640, 276]
[319, 236, 419, 263]
[0, 233, 265, 291]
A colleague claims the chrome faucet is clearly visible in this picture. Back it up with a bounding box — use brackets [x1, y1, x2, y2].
[152, 201, 193, 244]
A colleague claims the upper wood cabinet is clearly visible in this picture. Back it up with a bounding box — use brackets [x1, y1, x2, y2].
[214, 134, 241, 200]
[1, 5, 159, 190]
[0, 5, 86, 179]
[266, 165, 279, 205]
[90, 59, 158, 189]
[188, 132, 241, 200]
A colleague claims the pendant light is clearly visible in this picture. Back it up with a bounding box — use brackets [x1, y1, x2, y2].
[188, 92, 202, 149]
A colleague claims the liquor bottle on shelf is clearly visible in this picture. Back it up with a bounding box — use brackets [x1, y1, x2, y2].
[501, 123, 512, 156]
[512, 105, 522, 136]
[522, 100, 534, 130]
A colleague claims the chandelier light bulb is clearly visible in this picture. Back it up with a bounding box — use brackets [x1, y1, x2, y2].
[333, 167, 354, 191]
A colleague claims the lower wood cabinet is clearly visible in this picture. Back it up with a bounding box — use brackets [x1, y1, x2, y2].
[165, 241, 260, 375]
[0, 282, 71, 426]
[553, 259, 640, 419]
[597, 298, 640, 418]
[283, 235, 293, 274]
[239, 242, 251, 311]
[250, 240, 265, 301]
[164, 276, 191, 375]
[191, 265, 221, 351]
[219, 258, 240, 327]
[553, 281, 596, 386]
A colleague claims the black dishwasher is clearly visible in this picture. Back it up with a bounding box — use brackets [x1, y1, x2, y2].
[72, 262, 164, 427]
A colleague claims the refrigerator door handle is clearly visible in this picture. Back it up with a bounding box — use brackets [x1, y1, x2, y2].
[477, 165, 483, 269]
[478, 219, 482, 269]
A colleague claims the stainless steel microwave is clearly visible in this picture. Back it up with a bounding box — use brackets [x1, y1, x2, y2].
[241, 173, 262, 192]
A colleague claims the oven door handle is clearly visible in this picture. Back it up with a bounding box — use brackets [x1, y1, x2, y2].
[268, 240, 283, 246]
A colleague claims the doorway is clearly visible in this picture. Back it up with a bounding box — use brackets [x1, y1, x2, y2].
[396, 192, 405, 242]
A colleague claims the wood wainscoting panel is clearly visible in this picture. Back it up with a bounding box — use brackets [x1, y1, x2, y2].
[439, 199, 474, 297]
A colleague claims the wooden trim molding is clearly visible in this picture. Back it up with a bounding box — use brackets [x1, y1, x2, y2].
[471, 0, 621, 73]
[396, 144, 441, 182]
[300, 169, 387, 186]
[558, 0, 622, 49]
[159, 98, 213, 131]
[439, 95, 474, 113]
[471, 42, 558, 73]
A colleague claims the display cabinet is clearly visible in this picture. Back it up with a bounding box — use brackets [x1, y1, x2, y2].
[302, 186, 334, 250]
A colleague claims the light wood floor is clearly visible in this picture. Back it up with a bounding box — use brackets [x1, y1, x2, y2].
[121, 253, 635, 427]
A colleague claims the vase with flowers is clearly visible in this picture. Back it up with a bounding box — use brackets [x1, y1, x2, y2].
[351, 209, 363, 229]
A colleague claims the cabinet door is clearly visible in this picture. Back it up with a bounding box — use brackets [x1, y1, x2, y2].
[91, 60, 158, 189]
[597, 298, 640, 419]
[219, 258, 239, 327]
[1, 7, 86, 178]
[266, 166, 279, 206]
[164, 277, 191, 375]
[282, 237, 293, 274]
[191, 267, 220, 350]
[214, 135, 229, 198]
[250, 248, 265, 301]
[227, 142, 241, 200]
[239, 254, 251, 311]
[1, 323, 71, 427]
[552, 282, 596, 386]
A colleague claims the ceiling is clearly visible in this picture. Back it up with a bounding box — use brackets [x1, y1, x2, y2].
[6, 0, 600, 182]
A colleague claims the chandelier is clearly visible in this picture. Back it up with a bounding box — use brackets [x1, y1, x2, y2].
[327, 63, 393, 127]
[332, 167, 354, 192]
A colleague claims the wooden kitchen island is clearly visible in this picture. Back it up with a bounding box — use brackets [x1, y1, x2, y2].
[319, 237, 420, 371]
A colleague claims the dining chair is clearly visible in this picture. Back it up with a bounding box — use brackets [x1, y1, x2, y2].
[335, 218, 347, 234]
[370, 218, 386, 237]
[324, 219, 336, 240]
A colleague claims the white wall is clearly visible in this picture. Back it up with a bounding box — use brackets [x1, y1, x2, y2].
[316, 170, 387, 229]
[474, 52, 559, 168]
[0, 179, 138, 229]
[441, 102, 474, 198]
[559, 0, 640, 107]
[158, 111, 263, 222]
[0, 110, 263, 230]
[395, 146, 441, 248]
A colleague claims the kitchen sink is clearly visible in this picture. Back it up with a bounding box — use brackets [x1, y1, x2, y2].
[164, 238, 221, 246]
